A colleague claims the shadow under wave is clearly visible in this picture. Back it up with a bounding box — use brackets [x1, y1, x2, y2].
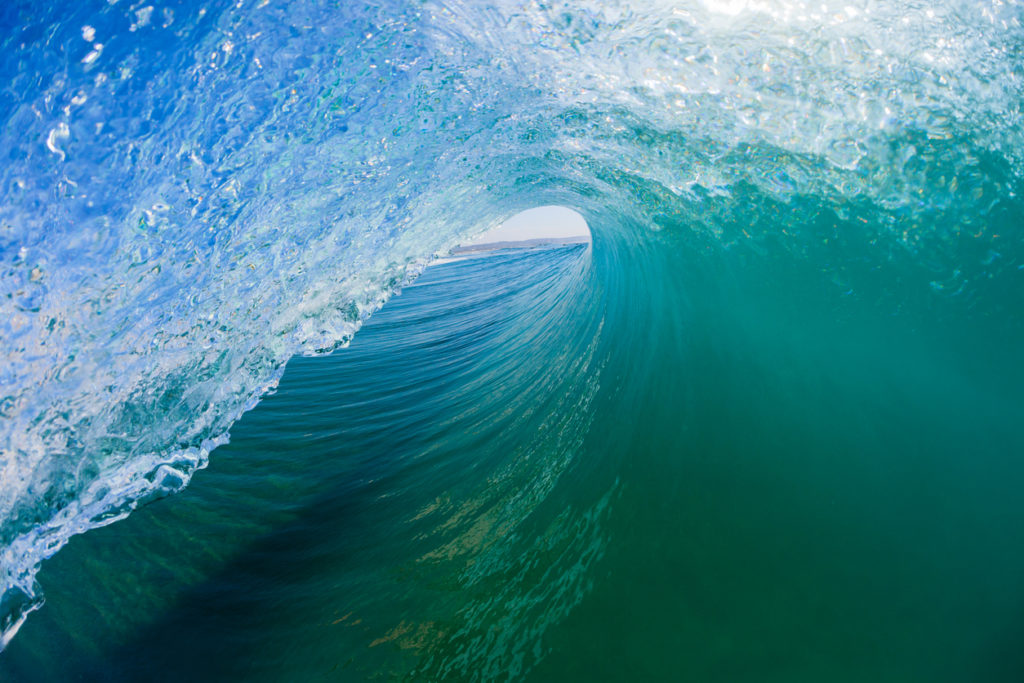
[0, 242, 614, 681]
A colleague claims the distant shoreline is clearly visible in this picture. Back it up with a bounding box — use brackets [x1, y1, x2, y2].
[449, 235, 590, 255]
[429, 235, 590, 266]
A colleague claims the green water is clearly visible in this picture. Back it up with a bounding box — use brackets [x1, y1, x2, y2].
[4, 205, 1024, 680]
[5, 0, 1024, 677]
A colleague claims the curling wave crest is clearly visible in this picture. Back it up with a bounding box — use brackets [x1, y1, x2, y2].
[1, 0, 1022, 644]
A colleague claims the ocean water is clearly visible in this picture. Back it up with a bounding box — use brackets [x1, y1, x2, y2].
[2, 0, 1024, 679]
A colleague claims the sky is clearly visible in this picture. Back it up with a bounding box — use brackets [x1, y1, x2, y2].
[468, 205, 590, 245]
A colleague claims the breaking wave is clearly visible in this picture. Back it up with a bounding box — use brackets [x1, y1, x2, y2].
[2, 0, 1023, 647]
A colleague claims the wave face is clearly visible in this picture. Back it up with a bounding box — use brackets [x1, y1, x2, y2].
[1, 243, 609, 680]
[1, 0, 1023, 660]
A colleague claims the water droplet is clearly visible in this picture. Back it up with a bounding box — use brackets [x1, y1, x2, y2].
[45, 123, 70, 161]
[82, 43, 103, 64]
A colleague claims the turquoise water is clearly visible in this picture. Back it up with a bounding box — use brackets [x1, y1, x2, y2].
[3, 0, 1024, 679]
[5, 232, 1024, 680]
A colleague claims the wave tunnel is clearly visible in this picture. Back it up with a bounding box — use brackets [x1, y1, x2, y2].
[2, 1, 1024, 680]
